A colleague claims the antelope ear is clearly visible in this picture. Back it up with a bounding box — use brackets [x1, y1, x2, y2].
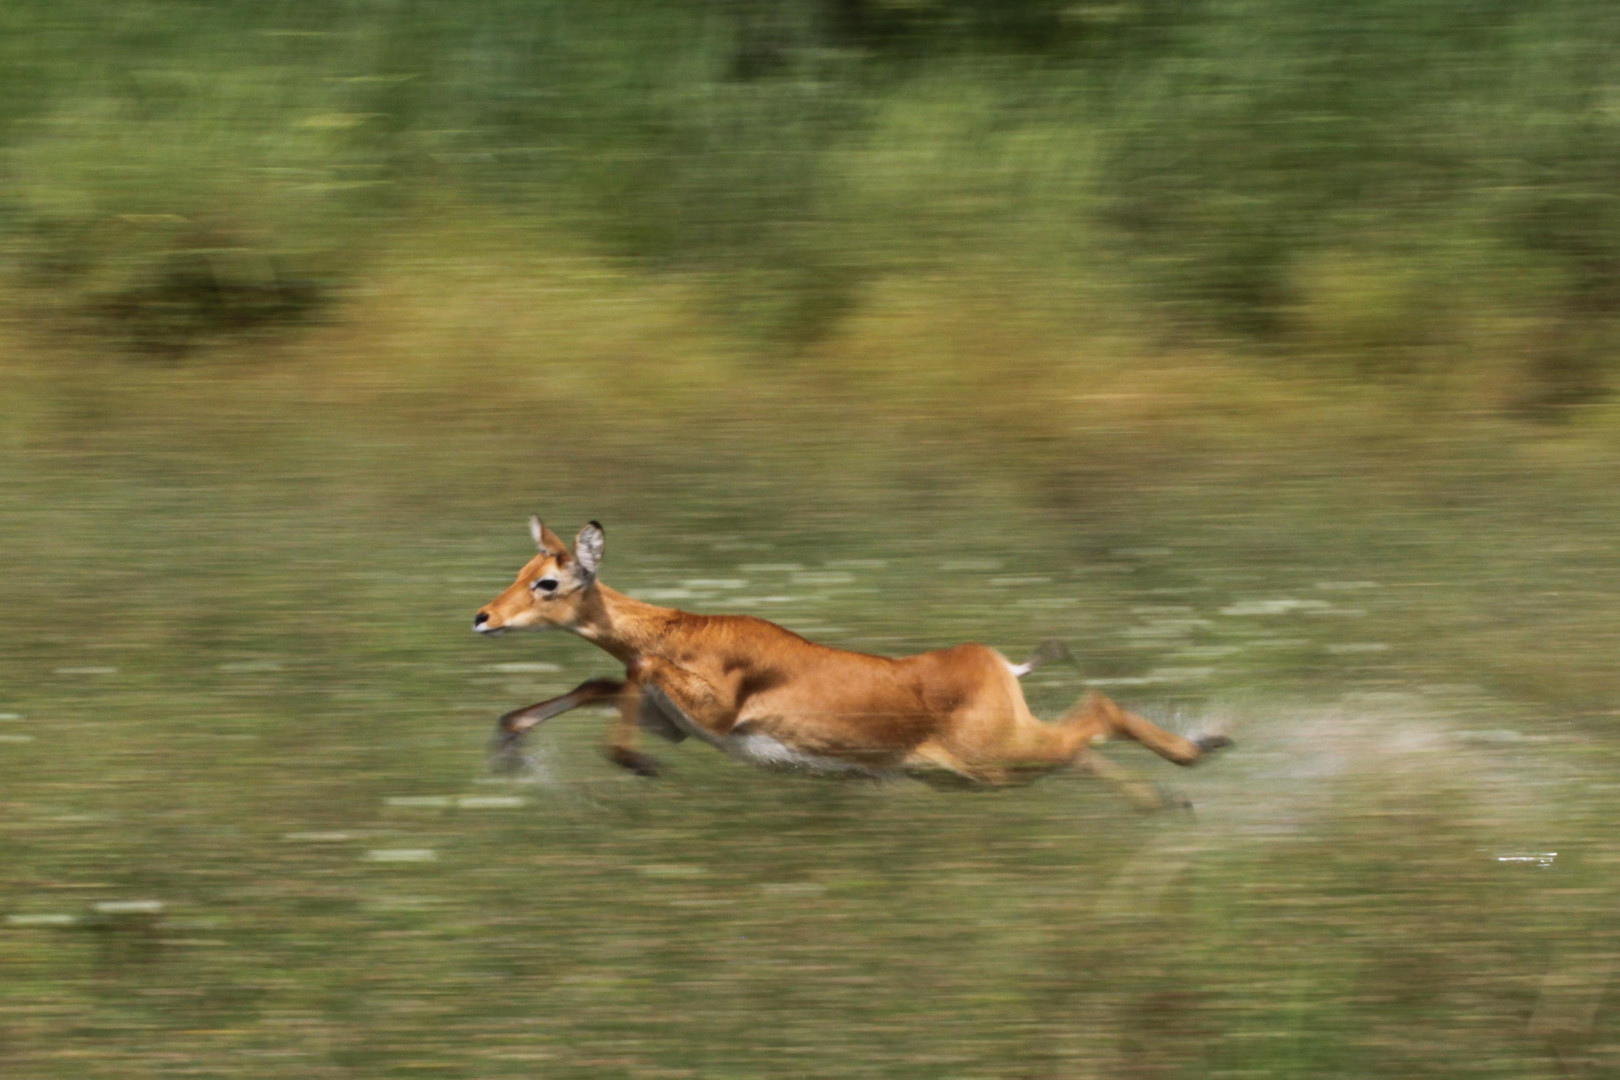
[574, 521, 605, 580]
[530, 516, 568, 554]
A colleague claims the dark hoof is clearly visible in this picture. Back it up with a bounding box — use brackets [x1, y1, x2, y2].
[608, 746, 661, 778]
[487, 729, 527, 775]
[1194, 734, 1233, 756]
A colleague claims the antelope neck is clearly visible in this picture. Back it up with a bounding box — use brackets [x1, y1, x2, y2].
[568, 583, 680, 664]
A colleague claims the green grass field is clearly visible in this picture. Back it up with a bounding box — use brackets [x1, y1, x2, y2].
[5, 247, 1620, 1075]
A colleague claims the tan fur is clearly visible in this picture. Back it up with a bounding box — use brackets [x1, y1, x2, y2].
[476, 519, 1227, 809]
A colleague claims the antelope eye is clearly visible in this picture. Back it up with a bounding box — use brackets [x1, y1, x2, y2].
[531, 578, 559, 593]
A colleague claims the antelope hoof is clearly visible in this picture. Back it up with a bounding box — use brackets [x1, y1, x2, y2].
[1194, 734, 1233, 757]
[488, 730, 527, 775]
[608, 746, 661, 778]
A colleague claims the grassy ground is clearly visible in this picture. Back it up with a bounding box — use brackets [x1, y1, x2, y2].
[4, 234, 1620, 1076]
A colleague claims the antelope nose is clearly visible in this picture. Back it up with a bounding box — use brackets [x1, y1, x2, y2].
[473, 612, 490, 630]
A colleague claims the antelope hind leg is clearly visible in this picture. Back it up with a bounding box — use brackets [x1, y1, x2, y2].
[1066, 691, 1232, 766]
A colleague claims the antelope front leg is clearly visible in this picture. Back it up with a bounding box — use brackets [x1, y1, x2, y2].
[491, 677, 626, 767]
[607, 684, 664, 778]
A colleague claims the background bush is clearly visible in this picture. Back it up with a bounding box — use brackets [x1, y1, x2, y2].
[3, 0, 1618, 403]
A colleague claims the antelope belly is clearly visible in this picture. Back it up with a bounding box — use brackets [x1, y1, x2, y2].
[722, 731, 879, 776]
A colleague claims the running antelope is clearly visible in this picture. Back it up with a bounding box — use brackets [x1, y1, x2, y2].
[473, 518, 1229, 808]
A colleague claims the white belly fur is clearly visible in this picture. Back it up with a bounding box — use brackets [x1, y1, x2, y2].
[722, 731, 880, 776]
[641, 684, 879, 776]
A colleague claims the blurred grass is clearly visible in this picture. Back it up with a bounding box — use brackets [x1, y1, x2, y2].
[6, 213, 1620, 1071]
[4, 425, 1618, 1080]
[3, 0, 1619, 401]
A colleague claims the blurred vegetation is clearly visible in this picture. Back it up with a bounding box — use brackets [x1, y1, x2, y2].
[1, 0, 1619, 408]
